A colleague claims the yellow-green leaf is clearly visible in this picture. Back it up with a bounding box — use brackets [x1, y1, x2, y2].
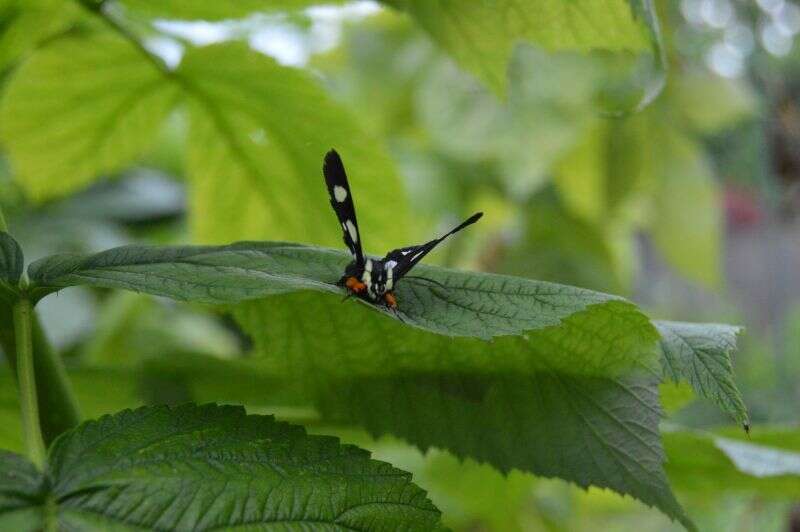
[0, 33, 179, 201]
[177, 43, 408, 248]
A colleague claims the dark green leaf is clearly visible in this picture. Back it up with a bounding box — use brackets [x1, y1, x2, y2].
[28, 241, 650, 344]
[656, 321, 748, 428]
[319, 372, 691, 530]
[0, 451, 42, 532]
[0, 404, 442, 530]
[0, 232, 23, 302]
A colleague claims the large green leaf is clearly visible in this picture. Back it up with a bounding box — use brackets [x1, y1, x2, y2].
[0, 32, 179, 201]
[0, 404, 441, 530]
[177, 43, 408, 248]
[382, 0, 663, 103]
[0, 232, 22, 303]
[656, 321, 748, 428]
[234, 292, 693, 528]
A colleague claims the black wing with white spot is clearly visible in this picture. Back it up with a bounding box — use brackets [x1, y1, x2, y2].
[323, 149, 364, 267]
[384, 212, 483, 279]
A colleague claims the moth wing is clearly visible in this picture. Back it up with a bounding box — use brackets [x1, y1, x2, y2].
[384, 212, 483, 279]
[323, 150, 364, 266]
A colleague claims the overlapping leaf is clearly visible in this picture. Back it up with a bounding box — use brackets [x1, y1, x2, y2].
[234, 291, 697, 528]
[656, 321, 748, 427]
[0, 404, 442, 530]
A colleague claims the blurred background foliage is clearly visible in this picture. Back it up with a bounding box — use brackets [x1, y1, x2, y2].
[1, 0, 800, 530]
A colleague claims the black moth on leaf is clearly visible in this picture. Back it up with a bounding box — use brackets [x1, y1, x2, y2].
[323, 149, 483, 310]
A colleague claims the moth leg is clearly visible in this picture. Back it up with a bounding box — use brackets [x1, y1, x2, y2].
[384, 292, 397, 309]
[345, 276, 367, 294]
[390, 305, 407, 324]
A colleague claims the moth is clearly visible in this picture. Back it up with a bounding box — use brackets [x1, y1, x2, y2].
[323, 149, 482, 309]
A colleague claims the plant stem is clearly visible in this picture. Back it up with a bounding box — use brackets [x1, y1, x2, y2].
[13, 297, 46, 469]
[0, 202, 81, 444]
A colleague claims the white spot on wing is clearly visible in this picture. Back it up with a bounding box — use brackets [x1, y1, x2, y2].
[400, 250, 412, 256]
[385, 260, 397, 269]
[346, 220, 358, 243]
[333, 185, 348, 202]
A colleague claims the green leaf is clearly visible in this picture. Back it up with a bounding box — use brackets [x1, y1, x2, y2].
[28, 241, 652, 346]
[26, 242, 337, 304]
[0, 232, 22, 302]
[232, 292, 698, 528]
[649, 133, 721, 288]
[502, 192, 630, 295]
[383, 0, 663, 105]
[118, 0, 342, 20]
[0, 450, 42, 531]
[0, 32, 179, 201]
[0, 0, 79, 72]
[0, 404, 442, 531]
[656, 321, 748, 428]
[177, 43, 408, 248]
[675, 71, 758, 134]
[665, 427, 800, 498]
[417, 45, 606, 195]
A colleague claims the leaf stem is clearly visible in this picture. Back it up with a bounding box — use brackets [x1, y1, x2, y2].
[13, 297, 47, 469]
[0, 201, 81, 444]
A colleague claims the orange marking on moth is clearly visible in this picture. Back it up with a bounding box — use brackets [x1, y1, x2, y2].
[345, 276, 367, 293]
[384, 292, 397, 308]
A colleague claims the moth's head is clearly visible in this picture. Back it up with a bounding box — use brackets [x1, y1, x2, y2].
[371, 267, 388, 296]
[360, 259, 391, 299]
